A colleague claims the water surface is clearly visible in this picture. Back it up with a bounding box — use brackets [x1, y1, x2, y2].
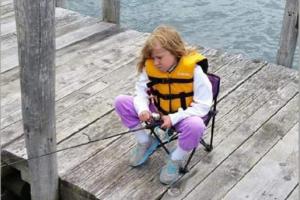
[66, 0, 299, 69]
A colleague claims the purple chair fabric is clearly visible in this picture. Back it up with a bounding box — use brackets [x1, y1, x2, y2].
[202, 73, 221, 126]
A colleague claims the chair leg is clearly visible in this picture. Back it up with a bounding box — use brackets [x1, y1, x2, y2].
[200, 139, 213, 152]
[151, 130, 170, 154]
[180, 148, 196, 174]
[209, 114, 216, 150]
[201, 108, 217, 152]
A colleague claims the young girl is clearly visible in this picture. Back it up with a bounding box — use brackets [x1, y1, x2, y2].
[114, 25, 213, 185]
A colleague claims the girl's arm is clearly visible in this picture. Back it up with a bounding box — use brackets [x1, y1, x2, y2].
[168, 65, 213, 125]
[133, 69, 150, 115]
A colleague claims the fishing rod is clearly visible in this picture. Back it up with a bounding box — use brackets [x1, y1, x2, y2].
[2, 113, 198, 192]
[1, 122, 160, 168]
[1, 113, 168, 168]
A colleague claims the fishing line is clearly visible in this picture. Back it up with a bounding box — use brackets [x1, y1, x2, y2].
[1, 126, 148, 168]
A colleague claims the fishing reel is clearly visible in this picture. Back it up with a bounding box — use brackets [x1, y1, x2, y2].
[144, 112, 163, 129]
[147, 113, 175, 141]
[151, 113, 161, 121]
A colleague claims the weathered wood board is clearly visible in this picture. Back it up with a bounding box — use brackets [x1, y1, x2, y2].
[1, 2, 298, 200]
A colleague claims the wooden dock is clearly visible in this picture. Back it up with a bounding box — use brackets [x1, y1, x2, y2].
[1, 2, 299, 200]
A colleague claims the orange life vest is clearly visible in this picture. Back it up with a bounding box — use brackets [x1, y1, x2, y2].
[145, 52, 207, 114]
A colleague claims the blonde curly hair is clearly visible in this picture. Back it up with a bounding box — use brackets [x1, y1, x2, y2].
[136, 25, 197, 73]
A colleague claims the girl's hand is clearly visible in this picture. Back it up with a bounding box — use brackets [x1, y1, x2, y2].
[139, 110, 152, 122]
[161, 115, 172, 129]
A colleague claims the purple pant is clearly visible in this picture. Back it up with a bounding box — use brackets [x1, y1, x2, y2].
[114, 95, 206, 151]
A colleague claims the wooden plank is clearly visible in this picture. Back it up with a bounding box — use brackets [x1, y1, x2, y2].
[210, 64, 298, 146]
[1, 8, 117, 73]
[0, 8, 87, 57]
[0, 36, 242, 129]
[52, 58, 138, 144]
[32, 59, 300, 197]
[1, 45, 257, 187]
[1, 31, 147, 146]
[53, 59, 141, 175]
[182, 95, 299, 200]
[55, 8, 92, 31]
[2, 42, 254, 138]
[0, 10, 15, 22]
[0, 1, 14, 19]
[2, 21, 298, 199]
[0, 7, 83, 38]
[1, 50, 138, 162]
[151, 66, 297, 199]
[55, 15, 99, 38]
[0, 0, 13, 6]
[60, 180, 99, 200]
[56, 111, 129, 175]
[3, 66, 298, 200]
[0, 2, 14, 22]
[2, 49, 152, 197]
[201, 46, 247, 72]
[60, 135, 136, 198]
[222, 124, 298, 200]
[14, 0, 58, 199]
[1, 20, 119, 88]
[1, 58, 140, 186]
[57, 61, 295, 199]
[0, 1, 13, 16]
[1, 21, 117, 73]
[1, 29, 139, 125]
[178, 63, 298, 183]
[1, 33, 17, 54]
[287, 185, 299, 200]
[194, 61, 286, 147]
[215, 59, 266, 101]
[94, 66, 299, 199]
[55, 21, 117, 50]
[0, 22, 118, 86]
[93, 147, 165, 200]
[1, 18, 16, 37]
[1, 57, 262, 198]
[1, 109, 127, 181]
[0, 10, 98, 55]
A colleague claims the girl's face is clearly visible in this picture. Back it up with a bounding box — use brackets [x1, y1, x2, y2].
[151, 42, 177, 72]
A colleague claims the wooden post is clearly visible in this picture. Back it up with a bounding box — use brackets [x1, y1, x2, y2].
[13, 0, 58, 200]
[102, 0, 120, 25]
[56, 0, 65, 8]
[276, 0, 298, 68]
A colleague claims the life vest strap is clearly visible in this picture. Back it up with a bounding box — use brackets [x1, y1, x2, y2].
[154, 99, 187, 114]
[153, 90, 193, 100]
[180, 93, 187, 110]
[152, 91, 192, 114]
[147, 76, 193, 87]
[154, 102, 172, 115]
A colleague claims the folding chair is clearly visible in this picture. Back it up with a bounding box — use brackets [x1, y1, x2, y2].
[145, 63, 221, 174]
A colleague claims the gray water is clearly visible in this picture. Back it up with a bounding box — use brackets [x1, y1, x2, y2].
[65, 0, 299, 69]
